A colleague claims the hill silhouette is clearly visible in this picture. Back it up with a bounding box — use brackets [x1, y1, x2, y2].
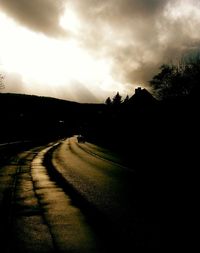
[0, 93, 104, 142]
[1, 88, 198, 149]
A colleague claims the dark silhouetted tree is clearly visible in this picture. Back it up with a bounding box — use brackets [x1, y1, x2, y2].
[112, 92, 122, 105]
[149, 64, 176, 99]
[105, 96, 112, 106]
[150, 54, 200, 99]
[123, 95, 129, 103]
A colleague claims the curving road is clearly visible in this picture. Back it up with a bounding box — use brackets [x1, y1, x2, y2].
[52, 138, 136, 221]
[0, 138, 159, 252]
[50, 137, 145, 248]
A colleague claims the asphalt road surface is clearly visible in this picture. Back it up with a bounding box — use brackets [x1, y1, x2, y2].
[0, 137, 159, 252]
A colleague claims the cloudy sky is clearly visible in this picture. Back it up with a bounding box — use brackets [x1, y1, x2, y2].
[0, 0, 200, 102]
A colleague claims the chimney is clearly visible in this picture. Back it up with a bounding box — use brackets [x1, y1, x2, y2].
[135, 87, 142, 95]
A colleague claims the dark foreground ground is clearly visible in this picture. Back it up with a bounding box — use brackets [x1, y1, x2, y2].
[1, 90, 199, 249]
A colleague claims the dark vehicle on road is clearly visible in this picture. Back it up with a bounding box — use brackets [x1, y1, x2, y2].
[77, 135, 85, 143]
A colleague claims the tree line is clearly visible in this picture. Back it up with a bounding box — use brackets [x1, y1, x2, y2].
[149, 54, 200, 100]
[105, 53, 200, 105]
[105, 92, 129, 106]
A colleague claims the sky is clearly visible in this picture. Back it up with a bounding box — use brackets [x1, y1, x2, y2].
[0, 0, 200, 103]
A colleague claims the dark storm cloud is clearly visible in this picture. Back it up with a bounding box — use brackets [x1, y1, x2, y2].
[73, 0, 169, 21]
[0, 0, 67, 37]
[72, 0, 200, 86]
[70, 0, 172, 83]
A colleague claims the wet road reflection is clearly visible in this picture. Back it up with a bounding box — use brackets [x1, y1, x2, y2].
[0, 138, 159, 251]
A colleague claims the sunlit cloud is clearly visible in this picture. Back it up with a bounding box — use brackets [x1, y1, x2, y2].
[70, 0, 200, 86]
[0, 12, 122, 102]
[60, 5, 81, 34]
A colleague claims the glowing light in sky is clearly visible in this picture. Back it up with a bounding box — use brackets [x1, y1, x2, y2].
[0, 12, 106, 83]
[60, 7, 81, 34]
[0, 11, 125, 101]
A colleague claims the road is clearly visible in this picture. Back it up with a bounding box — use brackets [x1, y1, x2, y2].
[0, 137, 159, 252]
[51, 138, 141, 243]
